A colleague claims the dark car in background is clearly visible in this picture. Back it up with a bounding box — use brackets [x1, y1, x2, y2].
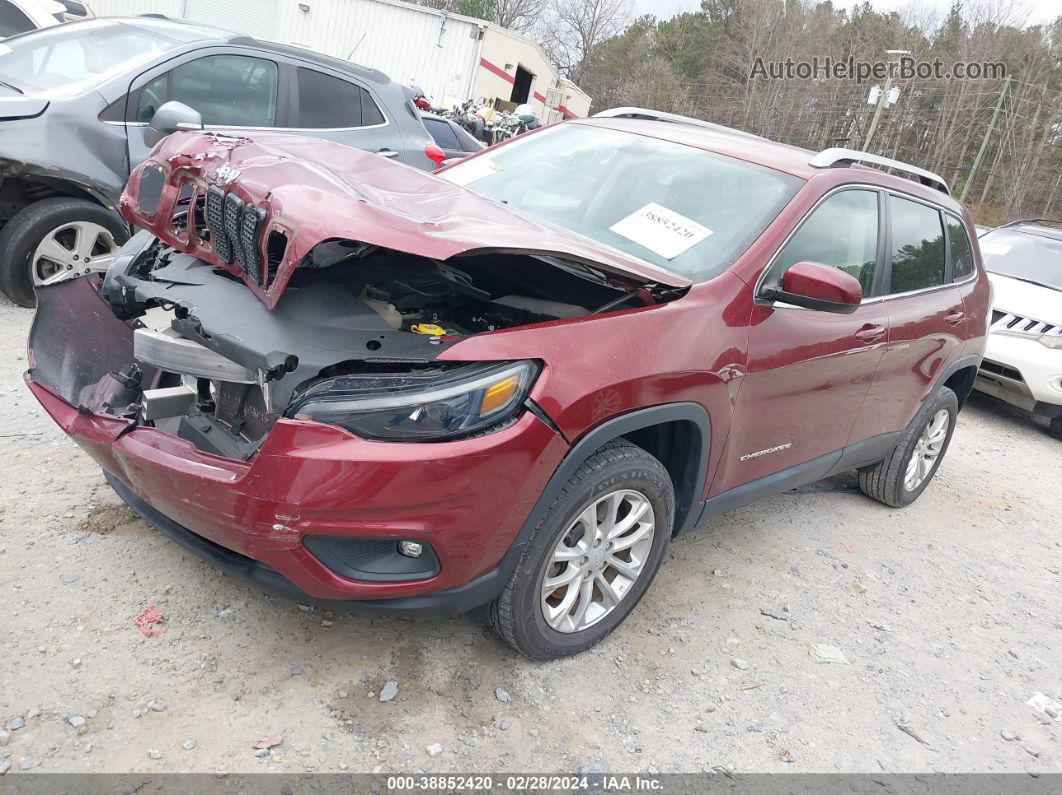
[420, 111, 485, 160]
[0, 15, 443, 306]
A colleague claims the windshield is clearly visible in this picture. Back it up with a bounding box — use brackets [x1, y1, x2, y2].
[0, 20, 193, 95]
[979, 226, 1062, 291]
[438, 123, 802, 282]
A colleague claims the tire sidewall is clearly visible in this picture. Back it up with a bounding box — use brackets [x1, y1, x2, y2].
[510, 454, 674, 659]
[896, 387, 959, 506]
[0, 199, 128, 307]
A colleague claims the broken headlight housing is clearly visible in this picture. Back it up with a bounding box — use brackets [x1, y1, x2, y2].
[287, 361, 539, 441]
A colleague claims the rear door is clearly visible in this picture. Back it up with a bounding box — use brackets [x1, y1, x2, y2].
[288, 65, 404, 162]
[715, 187, 890, 493]
[856, 193, 966, 437]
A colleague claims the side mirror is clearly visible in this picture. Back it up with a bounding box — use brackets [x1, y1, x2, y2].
[762, 261, 862, 314]
[146, 101, 203, 146]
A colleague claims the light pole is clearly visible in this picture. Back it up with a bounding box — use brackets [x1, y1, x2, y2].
[863, 49, 910, 151]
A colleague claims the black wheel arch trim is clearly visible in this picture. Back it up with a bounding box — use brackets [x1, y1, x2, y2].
[933, 354, 982, 404]
[514, 402, 712, 547]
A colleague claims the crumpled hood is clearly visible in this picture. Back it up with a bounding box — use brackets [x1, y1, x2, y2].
[121, 131, 690, 309]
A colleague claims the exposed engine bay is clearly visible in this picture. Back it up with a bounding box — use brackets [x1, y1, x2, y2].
[35, 233, 680, 460]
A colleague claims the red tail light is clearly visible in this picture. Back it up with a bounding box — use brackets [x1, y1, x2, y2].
[424, 143, 447, 167]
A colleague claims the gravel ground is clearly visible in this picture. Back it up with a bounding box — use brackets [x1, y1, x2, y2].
[0, 294, 1059, 776]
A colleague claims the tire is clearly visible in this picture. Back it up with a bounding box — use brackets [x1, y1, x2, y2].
[858, 386, 959, 508]
[0, 198, 128, 308]
[1050, 416, 1062, 441]
[487, 440, 674, 660]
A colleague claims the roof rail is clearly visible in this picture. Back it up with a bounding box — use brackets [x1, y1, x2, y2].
[591, 107, 764, 139]
[999, 217, 1062, 229]
[810, 148, 950, 195]
[593, 107, 719, 130]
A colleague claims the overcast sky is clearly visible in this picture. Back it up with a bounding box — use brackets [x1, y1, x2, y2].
[631, 0, 1060, 27]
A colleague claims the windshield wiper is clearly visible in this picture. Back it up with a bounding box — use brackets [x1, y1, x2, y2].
[0, 79, 24, 95]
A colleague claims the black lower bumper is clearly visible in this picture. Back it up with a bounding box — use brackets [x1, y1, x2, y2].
[105, 472, 520, 618]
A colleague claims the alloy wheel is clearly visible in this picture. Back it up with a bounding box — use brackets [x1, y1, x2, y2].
[904, 408, 950, 491]
[540, 489, 656, 633]
[31, 221, 118, 287]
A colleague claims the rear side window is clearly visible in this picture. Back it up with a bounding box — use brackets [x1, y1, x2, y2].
[0, 1, 35, 37]
[946, 215, 975, 281]
[424, 118, 459, 150]
[775, 189, 880, 295]
[888, 196, 945, 293]
[137, 54, 278, 127]
[296, 67, 385, 128]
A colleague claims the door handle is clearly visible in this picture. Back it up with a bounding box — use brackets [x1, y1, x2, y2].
[854, 324, 887, 344]
[377, 148, 399, 158]
[944, 311, 965, 326]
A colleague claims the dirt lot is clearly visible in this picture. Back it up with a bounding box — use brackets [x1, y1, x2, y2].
[0, 294, 1059, 776]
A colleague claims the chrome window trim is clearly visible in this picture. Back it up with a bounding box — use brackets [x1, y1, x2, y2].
[754, 182, 974, 310]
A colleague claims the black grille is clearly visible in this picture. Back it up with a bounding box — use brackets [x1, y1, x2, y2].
[214, 382, 270, 441]
[991, 309, 1006, 325]
[206, 186, 231, 263]
[222, 192, 243, 269]
[238, 204, 267, 283]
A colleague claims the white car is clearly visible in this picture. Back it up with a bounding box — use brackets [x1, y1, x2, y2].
[974, 220, 1062, 438]
[0, 0, 90, 39]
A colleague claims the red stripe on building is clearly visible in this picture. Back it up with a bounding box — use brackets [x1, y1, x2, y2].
[481, 63, 580, 118]
[479, 57, 515, 84]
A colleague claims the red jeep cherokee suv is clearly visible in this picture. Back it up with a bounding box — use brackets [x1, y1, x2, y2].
[26, 108, 989, 660]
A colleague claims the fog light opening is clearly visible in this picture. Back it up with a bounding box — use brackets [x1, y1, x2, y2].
[398, 540, 424, 558]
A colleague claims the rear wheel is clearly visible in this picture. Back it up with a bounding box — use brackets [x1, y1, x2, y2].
[0, 198, 127, 307]
[488, 441, 674, 660]
[858, 385, 958, 507]
[1050, 415, 1062, 441]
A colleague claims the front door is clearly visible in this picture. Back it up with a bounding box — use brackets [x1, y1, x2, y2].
[125, 50, 283, 169]
[714, 188, 889, 494]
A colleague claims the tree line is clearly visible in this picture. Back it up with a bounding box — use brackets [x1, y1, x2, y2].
[421, 0, 1062, 223]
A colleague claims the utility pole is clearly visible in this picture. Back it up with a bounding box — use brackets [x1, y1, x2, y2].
[863, 49, 909, 151]
[960, 75, 1010, 203]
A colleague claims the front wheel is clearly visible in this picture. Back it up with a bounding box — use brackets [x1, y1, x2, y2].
[858, 385, 958, 507]
[0, 198, 128, 307]
[488, 441, 674, 660]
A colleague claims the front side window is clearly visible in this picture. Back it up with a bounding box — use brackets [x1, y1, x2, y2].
[888, 195, 945, 294]
[438, 124, 803, 282]
[946, 215, 975, 281]
[137, 54, 278, 127]
[775, 189, 879, 295]
[295, 67, 384, 128]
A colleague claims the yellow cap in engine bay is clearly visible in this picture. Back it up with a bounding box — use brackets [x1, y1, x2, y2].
[411, 323, 447, 336]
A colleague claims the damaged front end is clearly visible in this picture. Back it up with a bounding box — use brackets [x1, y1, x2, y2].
[28, 131, 687, 460]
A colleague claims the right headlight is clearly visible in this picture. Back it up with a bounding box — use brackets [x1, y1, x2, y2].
[286, 360, 539, 442]
[1039, 334, 1062, 349]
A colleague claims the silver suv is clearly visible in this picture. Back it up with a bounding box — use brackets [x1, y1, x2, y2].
[0, 15, 440, 306]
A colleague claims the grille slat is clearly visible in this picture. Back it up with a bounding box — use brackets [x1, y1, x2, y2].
[238, 205, 267, 284]
[206, 186, 232, 263]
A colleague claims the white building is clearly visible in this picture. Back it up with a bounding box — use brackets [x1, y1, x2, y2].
[91, 0, 592, 122]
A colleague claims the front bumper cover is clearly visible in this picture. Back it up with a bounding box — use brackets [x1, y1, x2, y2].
[26, 277, 567, 613]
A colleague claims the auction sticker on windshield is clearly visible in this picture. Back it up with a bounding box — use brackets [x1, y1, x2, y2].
[609, 202, 713, 259]
[441, 157, 503, 187]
